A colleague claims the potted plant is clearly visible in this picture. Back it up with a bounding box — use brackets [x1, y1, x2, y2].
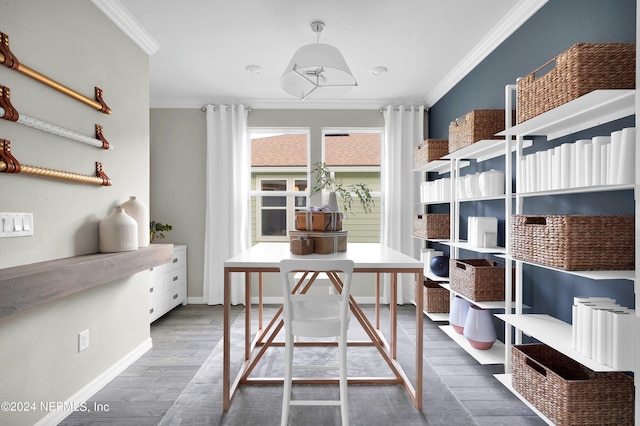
[150, 220, 172, 243]
[311, 161, 374, 216]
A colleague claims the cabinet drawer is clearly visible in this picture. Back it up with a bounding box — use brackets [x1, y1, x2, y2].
[149, 295, 164, 322]
[164, 268, 186, 293]
[165, 245, 186, 273]
[149, 263, 164, 276]
[165, 285, 186, 311]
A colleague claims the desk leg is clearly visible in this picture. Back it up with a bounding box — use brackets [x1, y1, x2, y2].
[375, 273, 381, 329]
[223, 267, 231, 411]
[415, 271, 423, 410]
[390, 273, 397, 359]
[245, 272, 251, 361]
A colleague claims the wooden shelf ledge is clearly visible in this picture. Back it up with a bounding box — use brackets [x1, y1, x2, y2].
[0, 244, 173, 320]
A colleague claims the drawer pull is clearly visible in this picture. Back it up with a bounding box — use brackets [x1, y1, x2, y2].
[149, 287, 154, 293]
[173, 276, 178, 282]
[172, 258, 178, 263]
[150, 308, 154, 314]
[173, 293, 179, 300]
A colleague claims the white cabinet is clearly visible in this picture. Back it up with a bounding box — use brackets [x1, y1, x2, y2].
[149, 244, 187, 323]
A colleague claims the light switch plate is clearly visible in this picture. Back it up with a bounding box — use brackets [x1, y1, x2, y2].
[0, 213, 34, 238]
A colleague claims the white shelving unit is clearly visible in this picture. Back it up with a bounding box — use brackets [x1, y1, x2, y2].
[496, 88, 637, 421]
[413, 135, 515, 365]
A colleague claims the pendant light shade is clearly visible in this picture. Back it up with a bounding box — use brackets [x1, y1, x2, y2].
[281, 22, 357, 100]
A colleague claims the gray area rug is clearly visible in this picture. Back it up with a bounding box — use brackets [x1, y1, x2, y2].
[159, 307, 476, 426]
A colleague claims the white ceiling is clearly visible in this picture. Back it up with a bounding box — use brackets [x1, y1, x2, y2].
[93, 0, 547, 109]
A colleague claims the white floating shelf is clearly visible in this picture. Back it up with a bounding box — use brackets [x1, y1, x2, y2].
[457, 194, 507, 202]
[495, 255, 635, 281]
[440, 284, 511, 310]
[425, 271, 449, 283]
[414, 159, 470, 174]
[443, 138, 532, 162]
[496, 314, 628, 372]
[440, 325, 505, 365]
[441, 240, 507, 255]
[497, 90, 635, 141]
[494, 374, 554, 425]
[425, 311, 449, 322]
[516, 183, 634, 198]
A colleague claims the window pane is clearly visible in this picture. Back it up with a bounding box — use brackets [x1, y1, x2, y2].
[262, 180, 286, 191]
[261, 210, 286, 236]
[294, 180, 307, 208]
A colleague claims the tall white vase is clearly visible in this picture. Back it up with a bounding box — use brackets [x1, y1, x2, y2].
[99, 207, 139, 253]
[327, 191, 339, 212]
[121, 196, 150, 247]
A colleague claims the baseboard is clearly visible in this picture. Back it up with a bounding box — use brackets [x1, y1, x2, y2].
[35, 337, 153, 426]
[187, 296, 205, 304]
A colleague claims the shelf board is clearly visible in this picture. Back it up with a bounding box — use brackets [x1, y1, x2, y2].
[441, 240, 507, 255]
[440, 284, 509, 310]
[414, 159, 470, 174]
[496, 314, 628, 372]
[516, 183, 634, 198]
[497, 89, 635, 140]
[495, 255, 635, 281]
[425, 311, 449, 322]
[458, 194, 507, 202]
[494, 374, 554, 425]
[443, 138, 532, 162]
[425, 271, 449, 282]
[439, 325, 505, 364]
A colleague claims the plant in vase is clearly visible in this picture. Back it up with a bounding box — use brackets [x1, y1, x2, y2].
[311, 162, 374, 216]
[150, 221, 172, 243]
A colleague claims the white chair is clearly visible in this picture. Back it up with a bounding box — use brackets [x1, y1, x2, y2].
[279, 259, 354, 426]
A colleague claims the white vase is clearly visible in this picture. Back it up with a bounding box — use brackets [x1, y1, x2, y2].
[463, 305, 497, 350]
[327, 191, 339, 212]
[449, 295, 471, 334]
[99, 206, 139, 253]
[121, 196, 150, 247]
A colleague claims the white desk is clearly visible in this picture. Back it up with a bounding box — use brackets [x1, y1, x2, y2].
[223, 243, 424, 411]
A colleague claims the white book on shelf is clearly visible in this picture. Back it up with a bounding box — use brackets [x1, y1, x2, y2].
[611, 309, 635, 370]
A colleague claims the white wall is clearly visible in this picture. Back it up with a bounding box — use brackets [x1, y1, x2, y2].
[0, 1, 150, 424]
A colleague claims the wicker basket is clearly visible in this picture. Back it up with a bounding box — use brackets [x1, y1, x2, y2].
[417, 279, 449, 313]
[449, 259, 513, 302]
[448, 110, 510, 153]
[517, 43, 636, 123]
[512, 344, 634, 425]
[414, 139, 448, 168]
[511, 215, 635, 271]
[413, 214, 450, 240]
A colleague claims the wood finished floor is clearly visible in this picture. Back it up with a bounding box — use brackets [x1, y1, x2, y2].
[60, 304, 545, 425]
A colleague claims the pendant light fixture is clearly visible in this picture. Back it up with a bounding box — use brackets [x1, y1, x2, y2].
[280, 21, 357, 101]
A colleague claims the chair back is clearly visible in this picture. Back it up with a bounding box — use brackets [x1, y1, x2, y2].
[279, 259, 354, 338]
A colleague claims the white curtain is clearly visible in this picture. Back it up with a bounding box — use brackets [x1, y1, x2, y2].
[381, 105, 424, 304]
[203, 104, 251, 305]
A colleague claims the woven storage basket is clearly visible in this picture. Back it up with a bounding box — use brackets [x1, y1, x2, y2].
[517, 43, 636, 123]
[449, 259, 513, 302]
[414, 139, 449, 168]
[512, 344, 634, 425]
[448, 110, 510, 153]
[417, 279, 449, 313]
[511, 215, 634, 271]
[413, 214, 450, 240]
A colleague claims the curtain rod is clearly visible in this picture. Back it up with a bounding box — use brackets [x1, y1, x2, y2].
[378, 106, 426, 113]
[200, 106, 253, 112]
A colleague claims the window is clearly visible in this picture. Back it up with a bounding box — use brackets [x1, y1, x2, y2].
[250, 129, 309, 242]
[255, 176, 308, 240]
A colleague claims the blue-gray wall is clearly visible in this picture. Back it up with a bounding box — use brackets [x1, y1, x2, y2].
[427, 0, 636, 337]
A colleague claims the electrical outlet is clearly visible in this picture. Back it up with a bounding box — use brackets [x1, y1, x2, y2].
[78, 329, 90, 352]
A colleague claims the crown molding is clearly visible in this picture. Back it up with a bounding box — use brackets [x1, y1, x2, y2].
[424, 0, 548, 107]
[91, 0, 160, 55]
